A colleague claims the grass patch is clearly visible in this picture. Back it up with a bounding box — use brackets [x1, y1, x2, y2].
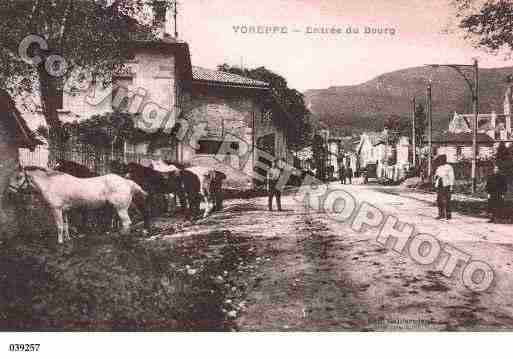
[0, 229, 256, 331]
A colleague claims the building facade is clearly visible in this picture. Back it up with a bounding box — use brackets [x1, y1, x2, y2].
[22, 8, 290, 189]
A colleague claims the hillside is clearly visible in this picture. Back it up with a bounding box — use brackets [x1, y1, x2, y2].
[304, 66, 513, 135]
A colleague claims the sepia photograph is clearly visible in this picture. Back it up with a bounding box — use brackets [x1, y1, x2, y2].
[1, 0, 513, 355]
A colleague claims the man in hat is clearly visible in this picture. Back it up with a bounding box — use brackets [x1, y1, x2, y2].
[485, 165, 508, 223]
[339, 165, 346, 184]
[267, 160, 283, 211]
[434, 154, 455, 220]
[346, 166, 353, 184]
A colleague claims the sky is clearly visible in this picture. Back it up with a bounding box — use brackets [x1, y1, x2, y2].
[164, 0, 511, 91]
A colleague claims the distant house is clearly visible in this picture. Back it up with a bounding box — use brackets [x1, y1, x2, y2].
[448, 79, 513, 143]
[356, 131, 388, 173]
[0, 90, 42, 239]
[439, 80, 513, 163]
[357, 129, 411, 180]
[431, 132, 495, 163]
[329, 136, 358, 175]
[293, 146, 313, 171]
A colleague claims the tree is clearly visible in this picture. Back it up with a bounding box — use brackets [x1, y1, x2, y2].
[0, 0, 174, 142]
[414, 103, 426, 147]
[311, 133, 327, 180]
[383, 114, 409, 140]
[216, 63, 313, 149]
[452, 0, 513, 55]
[63, 111, 162, 150]
[495, 141, 513, 176]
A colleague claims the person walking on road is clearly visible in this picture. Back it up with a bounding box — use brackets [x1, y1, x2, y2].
[267, 160, 282, 211]
[339, 165, 346, 184]
[434, 155, 455, 220]
[346, 167, 353, 184]
[485, 165, 508, 223]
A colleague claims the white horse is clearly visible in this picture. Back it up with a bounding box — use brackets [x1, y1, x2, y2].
[9, 166, 148, 244]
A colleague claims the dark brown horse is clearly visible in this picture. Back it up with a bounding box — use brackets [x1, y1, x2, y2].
[110, 160, 191, 224]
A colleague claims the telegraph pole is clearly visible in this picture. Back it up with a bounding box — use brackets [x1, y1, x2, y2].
[427, 82, 433, 180]
[173, 1, 178, 38]
[426, 61, 479, 193]
[411, 97, 416, 167]
[471, 59, 479, 193]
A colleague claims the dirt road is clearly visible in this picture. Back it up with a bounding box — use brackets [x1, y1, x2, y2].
[163, 182, 513, 331]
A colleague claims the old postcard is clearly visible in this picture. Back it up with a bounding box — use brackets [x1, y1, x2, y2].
[1, 0, 513, 356]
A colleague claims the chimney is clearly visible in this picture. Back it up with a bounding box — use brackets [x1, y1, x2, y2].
[504, 78, 513, 136]
[152, 1, 168, 39]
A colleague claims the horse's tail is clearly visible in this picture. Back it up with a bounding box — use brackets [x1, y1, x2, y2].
[128, 180, 150, 229]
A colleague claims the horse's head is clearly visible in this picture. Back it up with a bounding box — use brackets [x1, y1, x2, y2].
[8, 168, 32, 194]
[54, 160, 63, 171]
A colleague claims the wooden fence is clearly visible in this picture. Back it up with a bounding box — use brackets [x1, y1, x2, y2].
[19, 145, 158, 175]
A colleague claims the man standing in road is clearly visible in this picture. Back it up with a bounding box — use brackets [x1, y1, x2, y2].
[434, 154, 455, 220]
[339, 165, 346, 184]
[267, 160, 282, 211]
[485, 165, 508, 223]
[346, 166, 353, 184]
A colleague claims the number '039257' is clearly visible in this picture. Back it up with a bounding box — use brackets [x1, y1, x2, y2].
[8, 344, 40, 352]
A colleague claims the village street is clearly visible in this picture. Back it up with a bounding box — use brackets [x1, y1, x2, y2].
[160, 183, 513, 331]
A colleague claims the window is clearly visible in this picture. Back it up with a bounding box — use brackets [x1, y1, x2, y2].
[112, 77, 134, 111]
[197, 140, 239, 154]
[56, 87, 64, 110]
[262, 109, 272, 124]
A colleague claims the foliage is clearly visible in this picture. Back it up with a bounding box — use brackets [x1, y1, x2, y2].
[0, 228, 256, 330]
[453, 0, 513, 55]
[384, 114, 410, 137]
[414, 103, 426, 147]
[0, 0, 174, 141]
[495, 141, 513, 176]
[311, 134, 327, 180]
[216, 63, 313, 149]
[62, 111, 171, 150]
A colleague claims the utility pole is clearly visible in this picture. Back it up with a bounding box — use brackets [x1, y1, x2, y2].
[426, 61, 479, 193]
[427, 82, 433, 180]
[411, 97, 416, 168]
[471, 58, 479, 193]
[173, 0, 178, 38]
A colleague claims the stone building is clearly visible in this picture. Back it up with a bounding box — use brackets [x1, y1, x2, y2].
[448, 79, 513, 142]
[25, 6, 291, 189]
[438, 79, 513, 162]
[0, 90, 41, 239]
[357, 129, 411, 180]
[432, 132, 495, 163]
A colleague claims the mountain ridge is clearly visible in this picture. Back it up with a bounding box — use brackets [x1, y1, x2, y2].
[304, 65, 513, 136]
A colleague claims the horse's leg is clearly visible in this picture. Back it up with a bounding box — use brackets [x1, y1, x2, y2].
[116, 207, 131, 235]
[191, 192, 202, 218]
[63, 211, 71, 242]
[52, 207, 64, 244]
[203, 193, 214, 218]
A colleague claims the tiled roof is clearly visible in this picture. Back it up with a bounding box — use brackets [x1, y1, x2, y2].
[362, 131, 387, 146]
[192, 66, 269, 88]
[431, 132, 494, 144]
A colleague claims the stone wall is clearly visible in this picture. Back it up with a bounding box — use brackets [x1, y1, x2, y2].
[60, 50, 178, 128]
[180, 87, 288, 189]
